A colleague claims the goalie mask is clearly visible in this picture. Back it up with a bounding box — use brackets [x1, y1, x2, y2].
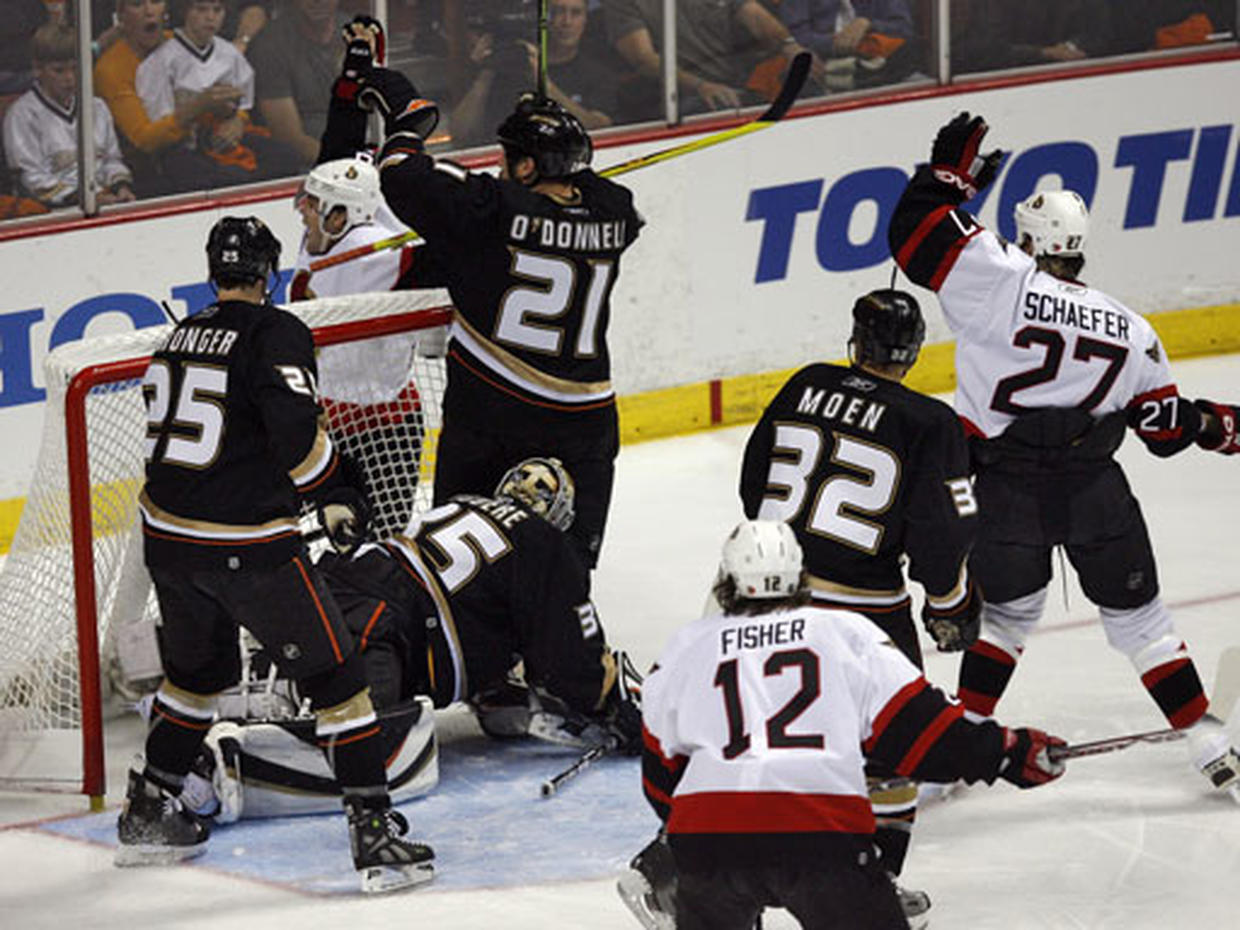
[849, 288, 925, 367]
[206, 216, 282, 286]
[298, 157, 382, 236]
[1014, 189, 1089, 257]
[495, 457, 575, 530]
[720, 520, 803, 600]
[496, 92, 592, 181]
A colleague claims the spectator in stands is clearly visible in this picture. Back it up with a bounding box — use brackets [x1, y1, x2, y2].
[3, 22, 135, 207]
[248, 0, 346, 169]
[449, 0, 616, 148]
[0, 0, 48, 94]
[774, 0, 921, 91]
[602, 0, 822, 119]
[96, 0, 245, 196]
[950, 0, 1114, 74]
[136, 0, 300, 185]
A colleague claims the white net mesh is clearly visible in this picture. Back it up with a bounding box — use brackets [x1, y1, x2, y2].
[0, 289, 452, 791]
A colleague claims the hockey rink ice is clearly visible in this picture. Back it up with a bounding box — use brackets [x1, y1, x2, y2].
[1, 352, 1237, 929]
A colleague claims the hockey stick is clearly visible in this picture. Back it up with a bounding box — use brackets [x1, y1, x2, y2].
[540, 739, 615, 798]
[596, 51, 812, 179]
[310, 53, 811, 273]
[537, 0, 549, 97]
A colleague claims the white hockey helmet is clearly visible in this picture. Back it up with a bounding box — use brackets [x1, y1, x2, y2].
[495, 457, 576, 531]
[720, 520, 803, 600]
[300, 156, 381, 231]
[1013, 189, 1089, 257]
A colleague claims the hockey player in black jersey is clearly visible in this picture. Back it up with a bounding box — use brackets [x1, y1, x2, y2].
[738, 288, 980, 928]
[345, 62, 642, 571]
[319, 456, 641, 750]
[123, 216, 434, 893]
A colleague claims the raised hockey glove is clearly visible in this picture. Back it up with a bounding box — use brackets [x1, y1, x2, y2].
[359, 68, 440, 144]
[318, 486, 372, 555]
[930, 112, 1005, 201]
[921, 577, 982, 652]
[331, 15, 386, 105]
[1193, 399, 1240, 455]
[998, 727, 1067, 788]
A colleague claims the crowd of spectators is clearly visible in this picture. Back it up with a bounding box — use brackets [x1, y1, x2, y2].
[0, 0, 1236, 218]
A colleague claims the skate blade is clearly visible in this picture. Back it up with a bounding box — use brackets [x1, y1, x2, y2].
[616, 870, 675, 930]
[360, 861, 435, 894]
[114, 841, 207, 867]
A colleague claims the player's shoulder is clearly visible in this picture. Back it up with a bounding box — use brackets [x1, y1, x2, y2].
[574, 170, 639, 217]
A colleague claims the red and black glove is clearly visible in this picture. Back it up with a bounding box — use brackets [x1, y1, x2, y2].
[332, 15, 386, 105]
[1194, 399, 1240, 455]
[921, 576, 981, 653]
[930, 112, 1005, 201]
[998, 727, 1067, 788]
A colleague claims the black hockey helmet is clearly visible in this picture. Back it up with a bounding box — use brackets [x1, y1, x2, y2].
[206, 216, 282, 286]
[496, 92, 592, 180]
[849, 289, 925, 366]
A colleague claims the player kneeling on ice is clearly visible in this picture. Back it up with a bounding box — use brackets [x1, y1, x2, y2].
[619, 520, 1067, 930]
[176, 456, 640, 825]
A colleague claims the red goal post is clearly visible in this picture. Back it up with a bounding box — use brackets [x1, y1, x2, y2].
[0, 289, 452, 805]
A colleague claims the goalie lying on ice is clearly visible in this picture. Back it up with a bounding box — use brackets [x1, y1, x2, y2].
[164, 457, 641, 822]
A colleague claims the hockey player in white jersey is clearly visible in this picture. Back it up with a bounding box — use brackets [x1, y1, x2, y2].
[621, 520, 1068, 930]
[888, 112, 1240, 801]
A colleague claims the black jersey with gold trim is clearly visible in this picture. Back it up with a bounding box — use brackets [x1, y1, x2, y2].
[739, 363, 976, 606]
[379, 155, 642, 440]
[140, 299, 342, 569]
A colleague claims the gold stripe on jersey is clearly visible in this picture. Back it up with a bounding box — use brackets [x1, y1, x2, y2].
[595, 649, 618, 712]
[452, 315, 614, 401]
[139, 490, 300, 542]
[807, 574, 909, 607]
[923, 560, 970, 611]
[388, 535, 468, 703]
[288, 428, 334, 488]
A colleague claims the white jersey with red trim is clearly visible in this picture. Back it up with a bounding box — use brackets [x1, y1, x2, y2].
[939, 228, 1175, 438]
[642, 604, 923, 837]
[291, 204, 416, 300]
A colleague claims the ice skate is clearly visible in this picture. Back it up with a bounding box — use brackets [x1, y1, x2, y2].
[1187, 714, 1240, 803]
[115, 769, 210, 866]
[890, 875, 931, 930]
[616, 835, 676, 930]
[345, 796, 435, 893]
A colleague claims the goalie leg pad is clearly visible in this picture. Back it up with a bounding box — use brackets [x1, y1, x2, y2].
[208, 697, 438, 821]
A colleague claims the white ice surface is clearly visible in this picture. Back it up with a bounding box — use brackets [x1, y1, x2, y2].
[2, 353, 1238, 929]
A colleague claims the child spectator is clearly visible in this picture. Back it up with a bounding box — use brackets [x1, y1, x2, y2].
[3, 22, 134, 207]
[136, 0, 299, 184]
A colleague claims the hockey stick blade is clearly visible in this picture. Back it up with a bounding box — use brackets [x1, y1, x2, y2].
[1049, 726, 1186, 763]
[539, 740, 613, 798]
[599, 52, 812, 179]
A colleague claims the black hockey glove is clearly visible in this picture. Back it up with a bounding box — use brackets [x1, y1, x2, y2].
[318, 486, 372, 555]
[1126, 393, 1203, 458]
[921, 577, 982, 652]
[930, 112, 1005, 201]
[358, 68, 440, 144]
[997, 727, 1067, 788]
[1194, 399, 1240, 455]
[331, 15, 385, 105]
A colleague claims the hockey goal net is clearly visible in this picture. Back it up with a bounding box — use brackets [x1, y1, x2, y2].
[0, 289, 453, 802]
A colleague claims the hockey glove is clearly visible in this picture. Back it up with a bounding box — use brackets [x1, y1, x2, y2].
[930, 112, 1005, 201]
[331, 15, 386, 105]
[1194, 399, 1240, 455]
[358, 68, 440, 142]
[1126, 392, 1202, 457]
[922, 577, 982, 652]
[318, 486, 372, 555]
[998, 727, 1067, 788]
